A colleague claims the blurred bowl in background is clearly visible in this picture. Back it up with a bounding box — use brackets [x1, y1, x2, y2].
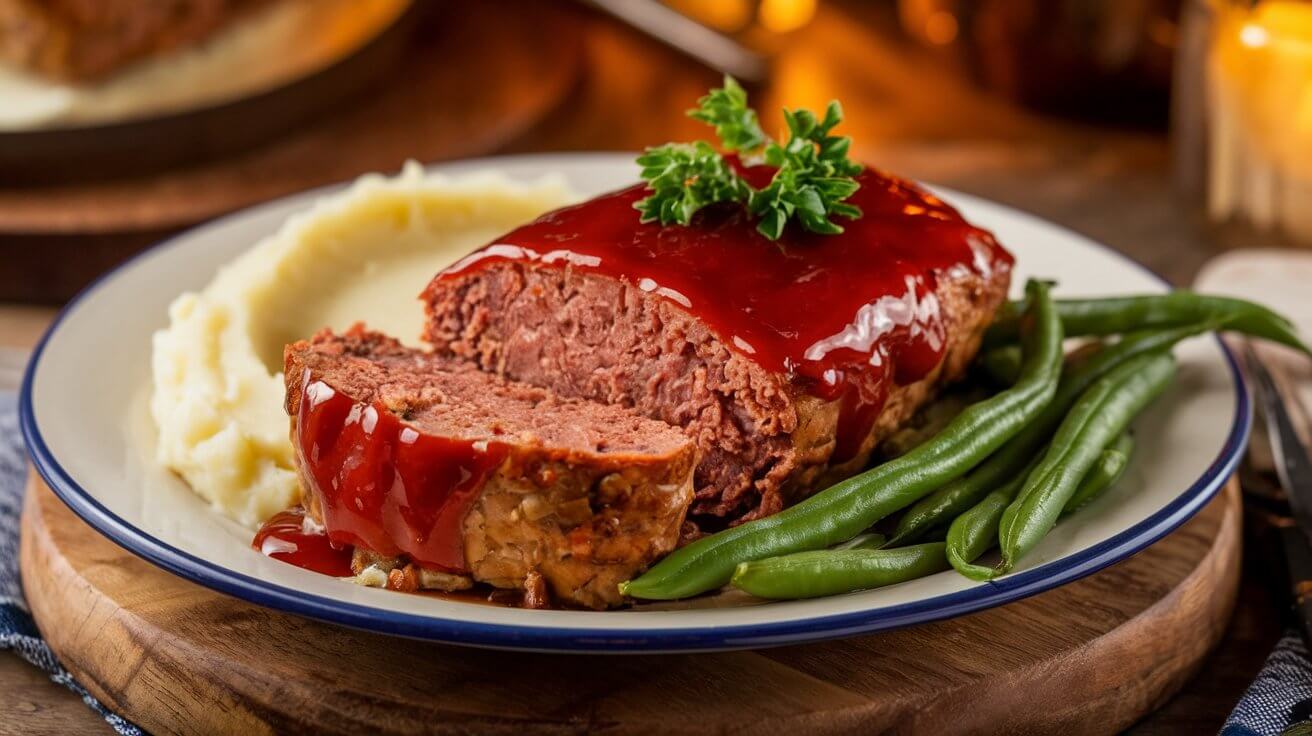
[899, 0, 1180, 127]
[0, 0, 415, 184]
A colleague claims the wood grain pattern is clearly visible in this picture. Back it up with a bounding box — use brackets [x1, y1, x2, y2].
[21, 473, 1241, 736]
[0, 655, 110, 735]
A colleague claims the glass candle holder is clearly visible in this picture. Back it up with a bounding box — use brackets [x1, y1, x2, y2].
[1175, 0, 1312, 247]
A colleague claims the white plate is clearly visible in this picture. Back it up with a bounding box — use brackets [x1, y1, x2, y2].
[21, 153, 1249, 653]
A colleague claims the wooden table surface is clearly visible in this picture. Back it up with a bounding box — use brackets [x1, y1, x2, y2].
[0, 2, 1285, 733]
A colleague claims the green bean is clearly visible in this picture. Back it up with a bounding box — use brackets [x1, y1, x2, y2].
[946, 487, 1015, 580]
[618, 279, 1064, 601]
[946, 436, 1129, 579]
[1062, 434, 1134, 516]
[979, 345, 1022, 385]
[996, 352, 1176, 575]
[943, 452, 1041, 578]
[889, 323, 1210, 546]
[978, 340, 1103, 388]
[730, 543, 950, 600]
[985, 291, 1310, 355]
[833, 533, 886, 550]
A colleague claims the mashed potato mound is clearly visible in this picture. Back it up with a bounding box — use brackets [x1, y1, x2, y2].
[151, 163, 578, 527]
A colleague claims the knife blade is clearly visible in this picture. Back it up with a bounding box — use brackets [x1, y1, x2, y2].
[1245, 344, 1312, 545]
[1243, 343, 1312, 647]
[583, 0, 768, 82]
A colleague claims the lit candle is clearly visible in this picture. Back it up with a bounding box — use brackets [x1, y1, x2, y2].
[1208, 0, 1312, 244]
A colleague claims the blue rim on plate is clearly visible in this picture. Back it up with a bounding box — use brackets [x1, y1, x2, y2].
[19, 165, 1251, 653]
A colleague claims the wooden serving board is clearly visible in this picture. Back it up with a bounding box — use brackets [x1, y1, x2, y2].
[20, 473, 1241, 736]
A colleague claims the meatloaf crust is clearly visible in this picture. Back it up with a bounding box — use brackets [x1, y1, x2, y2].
[422, 261, 1010, 525]
[285, 326, 697, 609]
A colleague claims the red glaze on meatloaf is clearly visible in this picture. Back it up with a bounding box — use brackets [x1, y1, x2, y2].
[421, 166, 1013, 526]
[284, 326, 696, 609]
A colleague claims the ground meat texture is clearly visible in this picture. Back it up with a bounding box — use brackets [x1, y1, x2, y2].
[422, 262, 1010, 526]
[284, 326, 696, 609]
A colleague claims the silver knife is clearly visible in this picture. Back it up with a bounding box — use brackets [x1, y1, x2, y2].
[1243, 343, 1312, 647]
[584, 0, 768, 82]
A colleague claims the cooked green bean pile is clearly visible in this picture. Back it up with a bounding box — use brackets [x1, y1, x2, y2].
[888, 321, 1211, 548]
[620, 285, 1304, 602]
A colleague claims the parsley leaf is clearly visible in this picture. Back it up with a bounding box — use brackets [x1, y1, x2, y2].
[686, 75, 767, 153]
[749, 102, 863, 239]
[634, 141, 749, 227]
[634, 78, 863, 239]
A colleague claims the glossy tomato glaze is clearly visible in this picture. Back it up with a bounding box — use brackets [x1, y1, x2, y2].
[439, 166, 1013, 461]
[252, 506, 354, 578]
[283, 377, 508, 573]
[256, 167, 1012, 578]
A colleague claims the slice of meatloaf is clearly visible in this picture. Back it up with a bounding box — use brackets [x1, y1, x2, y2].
[420, 171, 1013, 526]
[284, 326, 696, 609]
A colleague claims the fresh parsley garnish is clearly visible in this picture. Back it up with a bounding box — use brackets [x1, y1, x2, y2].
[634, 142, 750, 227]
[634, 76, 863, 240]
[686, 76, 767, 153]
[751, 103, 864, 239]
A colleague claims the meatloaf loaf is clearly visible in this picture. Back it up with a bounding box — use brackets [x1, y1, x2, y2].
[284, 326, 696, 609]
[422, 168, 1013, 526]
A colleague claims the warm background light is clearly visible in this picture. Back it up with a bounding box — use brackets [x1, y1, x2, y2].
[899, 0, 960, 47]
[663, 0, 816, 36]
[1208, 0, 1312, 241]
[664, 0, 754, 32]
[759, 0, 818, 34]
[922, 11, 958, 46]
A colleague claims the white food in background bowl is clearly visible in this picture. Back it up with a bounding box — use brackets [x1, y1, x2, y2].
[0, 0, 409, 130]
[149, 162, 577, 527]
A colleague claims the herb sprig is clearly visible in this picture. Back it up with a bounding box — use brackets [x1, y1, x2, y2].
[686, 76, 767, 153]
[634, 142, 749, 228]
[635, 77, 863, 240]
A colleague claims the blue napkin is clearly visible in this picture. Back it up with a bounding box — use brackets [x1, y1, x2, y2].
[0, 394, 143, 736]
[1224, 631, 1312, 735]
